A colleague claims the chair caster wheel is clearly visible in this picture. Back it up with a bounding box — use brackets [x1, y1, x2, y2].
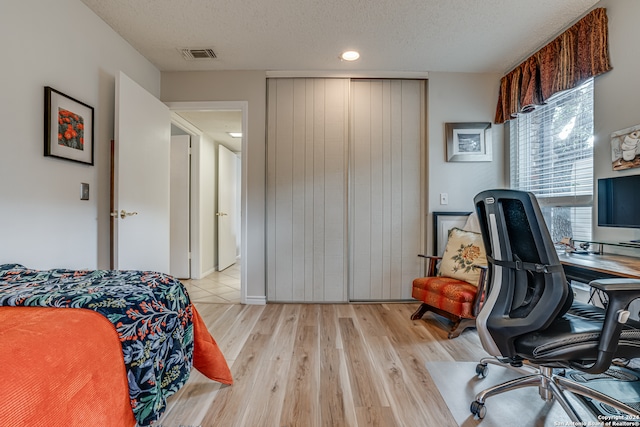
[470, 400, 486, 419]
[476, 363, 488, 378]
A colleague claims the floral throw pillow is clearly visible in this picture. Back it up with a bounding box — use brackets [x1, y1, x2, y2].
[437, 227, 487, 286]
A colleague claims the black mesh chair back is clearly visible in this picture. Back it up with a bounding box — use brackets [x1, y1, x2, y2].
[474, 189, 572, 359]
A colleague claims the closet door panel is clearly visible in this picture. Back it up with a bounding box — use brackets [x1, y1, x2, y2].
[267, 78, 294, 301]
[389, 81, 404, 299]
[368, 81, 385, 299]
[351, 81, 373, 300]
[267, 78, 349, 302]
[311, 79, 327, 302]
[399, 81, 423, 299]
[350, 79, 424, 301]
[291, 78, 307, 301]
[322, 79, 349, 302]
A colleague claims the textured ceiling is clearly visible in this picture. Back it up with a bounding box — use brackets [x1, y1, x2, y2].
[81, 0, 599, 152]
[80, 0, 599, 74]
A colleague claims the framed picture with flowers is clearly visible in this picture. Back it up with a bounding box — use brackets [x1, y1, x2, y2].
[44, 86, 94, 165]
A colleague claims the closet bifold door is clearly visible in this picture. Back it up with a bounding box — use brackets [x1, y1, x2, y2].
[349, 79, 424, 301]
[266, 78, 350, 302]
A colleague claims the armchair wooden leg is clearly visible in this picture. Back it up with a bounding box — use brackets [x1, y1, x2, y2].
[448, 318, 476, 339]
[410, 303, 430, 320]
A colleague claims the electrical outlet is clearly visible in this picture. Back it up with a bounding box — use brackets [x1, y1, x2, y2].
[440, 193, 448, 205]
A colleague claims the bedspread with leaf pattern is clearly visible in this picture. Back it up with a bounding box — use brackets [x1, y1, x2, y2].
[0, 263, 195, 426]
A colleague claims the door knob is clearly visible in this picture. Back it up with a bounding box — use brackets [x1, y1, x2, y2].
[117, 210, 138, 219]
[216, 212, 228, 216]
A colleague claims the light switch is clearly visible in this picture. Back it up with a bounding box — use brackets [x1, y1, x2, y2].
[440, 193, 448, 205]
[80, 183, 89, 200]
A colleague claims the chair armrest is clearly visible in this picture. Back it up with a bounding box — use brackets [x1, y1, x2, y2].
[417, 254, 442, 260]
[417, 254, 442, 277]
[590, 278, 640, 293]
[575, 278, 640, 373]
[472, 265, 488, 316]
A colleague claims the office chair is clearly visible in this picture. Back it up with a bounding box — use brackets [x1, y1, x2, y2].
[470, 189, 640, 422]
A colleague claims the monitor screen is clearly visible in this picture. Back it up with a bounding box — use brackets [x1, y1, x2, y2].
[598, 174, 640, 228]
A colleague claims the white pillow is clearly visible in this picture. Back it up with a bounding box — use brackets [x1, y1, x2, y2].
[462, 211, 481, 233]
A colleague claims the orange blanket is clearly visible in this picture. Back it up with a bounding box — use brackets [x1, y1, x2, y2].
[0, 306, 232, 427]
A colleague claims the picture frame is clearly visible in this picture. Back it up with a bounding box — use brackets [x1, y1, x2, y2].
[44, 86, 94, 165]
[445, 122, 492, 162]
[610, 123, 640, 171]
[433, 211, 471, 255]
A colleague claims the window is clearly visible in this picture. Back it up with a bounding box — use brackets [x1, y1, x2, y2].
[509, 78, 594, 243]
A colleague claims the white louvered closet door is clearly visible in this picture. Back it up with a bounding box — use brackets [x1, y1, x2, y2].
[350, 79, 425, 301]
[267, 78, 350, 302]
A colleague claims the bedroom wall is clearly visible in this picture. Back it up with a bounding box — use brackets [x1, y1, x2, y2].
[0, 0, 160, 269]
[426, 72, 505, 210]
[426, 72, 506, 252]
[161, 71, 504, 299]
[592, 0, 640, 244]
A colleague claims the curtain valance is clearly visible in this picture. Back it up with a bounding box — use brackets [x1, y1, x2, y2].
[495, 8, 611, 124]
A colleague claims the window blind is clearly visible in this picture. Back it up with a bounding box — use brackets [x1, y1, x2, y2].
[510, 78, 594, 242]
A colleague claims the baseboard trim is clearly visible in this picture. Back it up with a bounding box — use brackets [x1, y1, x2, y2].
[244, 295, 267, 305]
[195, 267, 216, 280]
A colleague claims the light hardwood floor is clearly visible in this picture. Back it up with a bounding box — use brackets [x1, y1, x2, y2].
[157, 302, 490, 427]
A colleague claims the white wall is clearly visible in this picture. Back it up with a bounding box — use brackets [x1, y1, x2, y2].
[162, 71, 504, 298]
[0, 0, 159, 269]
[592, 0, 640, 244]
[426, 72, 506, 253]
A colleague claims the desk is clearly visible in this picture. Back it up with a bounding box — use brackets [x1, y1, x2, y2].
[558, 252, 640, 283]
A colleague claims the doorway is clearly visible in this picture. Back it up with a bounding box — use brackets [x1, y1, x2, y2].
[167, 101, 248, 304]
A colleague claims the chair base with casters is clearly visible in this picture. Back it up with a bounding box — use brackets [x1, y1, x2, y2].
[470, 365, 640, 422]
[410, 254, 486, 339]
[475, 356, 539, 378]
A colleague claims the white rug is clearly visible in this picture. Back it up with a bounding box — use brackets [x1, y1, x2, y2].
[426, 361, 596, 427]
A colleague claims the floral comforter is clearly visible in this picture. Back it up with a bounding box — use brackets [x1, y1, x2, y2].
[0, 263, 197, 426]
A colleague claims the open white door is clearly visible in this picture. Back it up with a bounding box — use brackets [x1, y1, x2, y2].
[217, 145, 238, 271]
[113, 71, 171, 273]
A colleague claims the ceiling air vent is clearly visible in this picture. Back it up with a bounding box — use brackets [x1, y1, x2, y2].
[179, 48, 217, 60]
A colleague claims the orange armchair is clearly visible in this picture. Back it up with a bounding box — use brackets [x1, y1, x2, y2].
[410, 227, 487, 338]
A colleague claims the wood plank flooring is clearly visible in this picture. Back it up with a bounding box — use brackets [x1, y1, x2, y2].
[156, 302, 490, 427]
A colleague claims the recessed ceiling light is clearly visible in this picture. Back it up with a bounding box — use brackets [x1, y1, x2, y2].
[340, 51, 360, 61]
[228, 132, 242, 138]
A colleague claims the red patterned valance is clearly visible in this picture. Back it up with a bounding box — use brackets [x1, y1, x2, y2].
[495, 8, 612, 124]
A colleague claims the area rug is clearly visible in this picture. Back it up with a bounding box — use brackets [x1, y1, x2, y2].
[426, 361, 595, 427]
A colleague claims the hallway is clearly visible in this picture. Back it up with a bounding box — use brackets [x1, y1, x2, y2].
[181, 263, 241, 303]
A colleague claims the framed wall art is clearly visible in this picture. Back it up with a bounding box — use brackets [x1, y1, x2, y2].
[445, 122, 492, 162]
[44, 86, 94, 165]
[611, 123, 640, 171]
[433, 211, 471, 255]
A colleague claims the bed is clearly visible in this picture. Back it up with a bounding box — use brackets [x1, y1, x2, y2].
[0, 263, 233, 426]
